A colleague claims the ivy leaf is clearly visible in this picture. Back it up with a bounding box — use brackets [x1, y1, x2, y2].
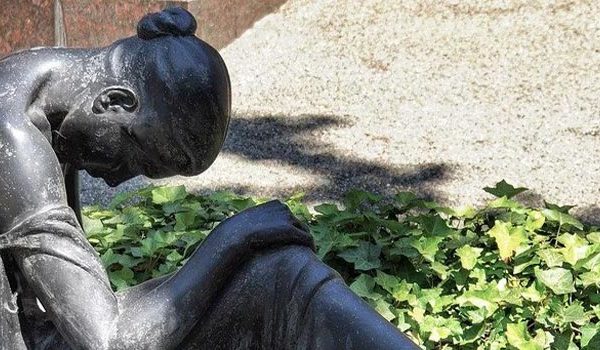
[551, 331, 577, 350]
[83, 184, 600, 349]
[82, 216, 104, 236]
[338, 241, 382, 271]
[373, 270, 400, 294]
[314, 204, 341, 217]
[108, 191, 133, 209]
[456, 284, 501, 316]
[513, 256, 540, 274]
[587, 232, 600, 244]
[343, 189, 382, 211]
[418, 215, 454, 237]
[100, 248, 119, 267]
[537, 249, 565, 268]
[180, 230, 208, 248]
[489, 196, 525, 210]
[151, 185, 188, 204]
[581, 323, 600, 348]
[534, 267, 576, 295]
[525, 211, 546, 231]
[174, 211, 197, 231]
[116, 254, 140, 269]
[583, 251, 600, 271]
[459, 323, 485, 345]
[349, 274, 380, 300]
[394, 311, 412, 332]
[119, 208, 150, 228]
[465, 308, 488, 324]
[483, 180, 528, 199]
[310, 225, 336, 258]
[542, 209, 583, 230]
[411, 236, 444, 262]
[390, 280, 414, 303]
[166, 251, 184, 263]
[420, 315, 463, 342]
[505, 323, 544, 350]
[488, 221, 528, 261]
[557, 233, 592, 265]
[389, 237, 420, 259]
[394, 192, 418, 207]
[108, 267, 135, 291]
[373, 299, 396, 321]
[431, 261, 449, 280]
[451, 205, 478, 219]
[560, 302, 588, 325]
[521, 282, 544, 302]
[544, 201, 576, 214]
[455, 245, 483, 270]
[102, 225, 126, 246]
[579, 270, 600, 288]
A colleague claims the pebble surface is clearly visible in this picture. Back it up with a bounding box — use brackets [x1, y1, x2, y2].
[82, 0, 600, 222]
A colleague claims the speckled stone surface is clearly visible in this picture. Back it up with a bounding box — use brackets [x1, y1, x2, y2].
[108, 0, 600, 225]
[60, 0, 162, 48]
[0, 0, 287, 56]
[0, 0, 54, 54]
[189, 0, 286, 49]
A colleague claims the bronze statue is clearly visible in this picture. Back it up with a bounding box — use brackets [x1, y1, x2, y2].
[0, 7, 417, 349]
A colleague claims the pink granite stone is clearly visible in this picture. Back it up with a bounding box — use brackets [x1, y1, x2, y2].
[0, 0, 286, 56]
[60, 0, 162, 48]
[0, 0, 54, 57]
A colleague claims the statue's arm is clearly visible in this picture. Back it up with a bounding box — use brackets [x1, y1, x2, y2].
[62, 162, 82, 223]
[0, 120, 68, 231]
[13, 202, 312, 349]
[0, 119, 119, 348]
[0, 122, 313, 349]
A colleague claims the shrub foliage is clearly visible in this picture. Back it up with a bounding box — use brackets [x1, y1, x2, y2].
[83, 181, 600, 349]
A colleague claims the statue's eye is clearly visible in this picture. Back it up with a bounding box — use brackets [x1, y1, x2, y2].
[93, 88, 138, 114]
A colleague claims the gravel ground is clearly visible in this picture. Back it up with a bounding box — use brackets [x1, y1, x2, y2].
[82, 0, 600, 222]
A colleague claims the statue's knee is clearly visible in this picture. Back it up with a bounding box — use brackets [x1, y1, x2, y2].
[247, 246, 338, 288]
[216, 245, 340, 316]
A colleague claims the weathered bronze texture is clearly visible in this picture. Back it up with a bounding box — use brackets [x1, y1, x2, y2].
[0, 7, 417, 349]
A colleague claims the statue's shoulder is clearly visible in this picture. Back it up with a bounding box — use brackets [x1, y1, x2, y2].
[0, 46, 58, 65]
[0, 50, 57, 127]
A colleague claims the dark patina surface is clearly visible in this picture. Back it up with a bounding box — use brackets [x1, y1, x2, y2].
[0, 7, 417, 349]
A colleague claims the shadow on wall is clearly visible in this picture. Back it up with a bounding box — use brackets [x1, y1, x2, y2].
[221, 114, 453, 202]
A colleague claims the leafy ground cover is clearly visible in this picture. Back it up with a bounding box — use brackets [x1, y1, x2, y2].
[83, 181, 600, 349]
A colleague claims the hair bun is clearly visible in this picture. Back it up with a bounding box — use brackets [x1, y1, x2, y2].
[137, 7, 197, 40]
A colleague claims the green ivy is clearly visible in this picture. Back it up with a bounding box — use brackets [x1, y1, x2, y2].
[83, 181, 600, 349]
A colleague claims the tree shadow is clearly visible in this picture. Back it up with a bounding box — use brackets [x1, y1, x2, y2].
[511, 190, 600, 226]
[221, 114, 452, 202]
[575, 206, 600, 226]
[81, 114, 453, 205]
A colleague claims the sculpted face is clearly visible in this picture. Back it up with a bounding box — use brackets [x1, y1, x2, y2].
[55, 83, 146, 186]
[55, 36, 231, 187]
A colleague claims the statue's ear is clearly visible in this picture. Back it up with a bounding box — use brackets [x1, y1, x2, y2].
[92, 87, 138, 114]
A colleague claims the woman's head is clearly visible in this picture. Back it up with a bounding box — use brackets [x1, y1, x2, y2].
[57, 7, 231, 186]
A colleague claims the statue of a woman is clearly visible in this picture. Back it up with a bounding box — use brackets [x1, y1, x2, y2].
[0, 7, 417, 349]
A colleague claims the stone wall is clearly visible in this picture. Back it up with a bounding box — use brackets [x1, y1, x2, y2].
[60, 0, 162, 48]
[0, 0, 54, 55]
[0, 0, 286, 57]
[188, 0, 287, 49]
